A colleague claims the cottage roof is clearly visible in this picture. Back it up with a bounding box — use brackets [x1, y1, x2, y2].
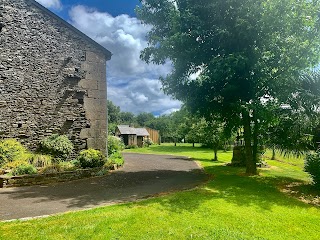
[117, 125, 150, 136]
[28, 0, 112, 60]
[117, 125, 136, 135]
[135, 128, 150, 136]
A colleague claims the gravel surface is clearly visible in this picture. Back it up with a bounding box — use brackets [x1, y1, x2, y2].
[0, 153, 207, 221]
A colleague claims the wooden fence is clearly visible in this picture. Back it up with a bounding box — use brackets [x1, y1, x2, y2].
[146, 127, 160, 144]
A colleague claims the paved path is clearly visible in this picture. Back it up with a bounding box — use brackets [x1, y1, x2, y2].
[0, 153, 207, 221]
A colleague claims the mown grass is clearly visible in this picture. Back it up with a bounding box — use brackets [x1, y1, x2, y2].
[1, 144, 320, 240]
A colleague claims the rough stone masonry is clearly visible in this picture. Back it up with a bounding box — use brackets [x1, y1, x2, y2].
[0, 0, 111, 153]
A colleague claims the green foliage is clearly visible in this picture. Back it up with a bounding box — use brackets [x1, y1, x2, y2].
[0, 139, 29, 167]
[108, 136, 125, 155]
[40, 164, 62, 174]
[144, 138, 154, 147]
[3, 160, 29, 170]
[305, 152, 320, 188]
[39, 134, 74, 160]
[137, 0, 320, 174]
[70, 159, 81, 168]
[125, 144, 138, 149]
[136, 112, 155, 127]
[107, 100, 121, 124]
[28, 154, 52, 168]
[77, 149, 106, 168]
[12, 163, 37, 176]
[119, 111, 136, 125]
[58, 161, 77, 172]
[107, 152, 124, 167]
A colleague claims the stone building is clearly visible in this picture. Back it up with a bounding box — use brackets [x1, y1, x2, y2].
[0, 0, 111, 153]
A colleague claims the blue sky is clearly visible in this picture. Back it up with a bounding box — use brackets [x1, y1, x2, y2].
[35, 0, 181, 116]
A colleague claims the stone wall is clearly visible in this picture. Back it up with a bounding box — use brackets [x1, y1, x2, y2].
[0, 0, 110, 153]
[0, 167, 112, 188]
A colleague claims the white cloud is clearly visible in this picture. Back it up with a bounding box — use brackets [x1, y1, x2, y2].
[108, 78, 181, 115]
[35, 0, 62, 10]
[68, 6, 181, 115]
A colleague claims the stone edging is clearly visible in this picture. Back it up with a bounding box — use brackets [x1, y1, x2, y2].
[0, 165, 119, 188]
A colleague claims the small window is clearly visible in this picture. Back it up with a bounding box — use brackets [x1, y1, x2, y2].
[0, 23, 3, 33]
[18, 123, 22, 128]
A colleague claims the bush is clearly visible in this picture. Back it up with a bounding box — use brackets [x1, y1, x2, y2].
[3, 160, 29, 170]
[125, 144, 138, 149]
[0, 139, 30, 167]
[28, 154, 52, 168]
[58, 161, 77, 171]
[12, 163, 37, 176]
[77, 149, 106, 168]
[144, 138, 154, 147]
[305, 152, 320, 188]
[107, 152, 124, 167]
[39, 134, 74, 160]
[40, 164, 62, 174]
[108, 136, 125, 155]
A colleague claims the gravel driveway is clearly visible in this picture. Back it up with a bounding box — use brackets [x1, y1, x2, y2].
[0, 153, 207, 221]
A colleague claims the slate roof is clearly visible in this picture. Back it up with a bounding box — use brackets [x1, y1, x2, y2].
[28, 0, 112, 60]
[135, 128, 150, 136]
[117, 125, 136, 135]
[117, 125, 150, 136]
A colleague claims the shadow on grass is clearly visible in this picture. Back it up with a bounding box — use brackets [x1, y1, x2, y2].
[136, 164, 318, 214]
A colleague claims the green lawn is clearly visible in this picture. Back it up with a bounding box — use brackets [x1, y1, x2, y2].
[1, 144, 319, 240]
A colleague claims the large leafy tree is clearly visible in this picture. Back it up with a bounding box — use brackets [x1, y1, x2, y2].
[119, 112, 136, 125]
[137, 0, 320, 174]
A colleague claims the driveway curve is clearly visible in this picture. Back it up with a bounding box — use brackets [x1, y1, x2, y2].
[0, 153, 207, 221]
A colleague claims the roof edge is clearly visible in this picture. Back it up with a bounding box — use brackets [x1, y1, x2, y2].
[28, 0, 112, 60]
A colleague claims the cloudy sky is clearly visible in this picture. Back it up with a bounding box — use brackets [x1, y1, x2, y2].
[35, 0, 181, 116]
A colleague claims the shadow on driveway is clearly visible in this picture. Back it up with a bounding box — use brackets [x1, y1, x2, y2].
[0, 153, 208, 220]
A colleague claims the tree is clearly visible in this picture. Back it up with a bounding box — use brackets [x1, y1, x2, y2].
[201, 120, 227, 161]
[137, 0, 320, 174]
[107, 100, 120, 124]
[264, 72, 320, 158]
[136, 112, 155, 127]
[119, 112, 136, 125]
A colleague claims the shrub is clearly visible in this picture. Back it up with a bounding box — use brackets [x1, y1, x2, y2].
[305, 152, 320, 188]
[58, 161, 77, 171]
[40, 164, 62, 174]
[0, 139, 30, 167]
[12, 163, 37, 176]
[3, 160, 29, 170]
[28, 154, 52, 168]
[144, 138, 154, 147]
[39, 134, 74, 160]
[77, 149, 106, 168]
[70, 159, 81, 168]
[107, 136, 125, 155]
[107, 152, 124, 167]
[125, 144, 138, 149]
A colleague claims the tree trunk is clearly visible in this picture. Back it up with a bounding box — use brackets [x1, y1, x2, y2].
[213, 148, 218, 161]
[243, 110, 257, 175]
[192, 142, 195, 147]
[252, 110, 259, 164]
[271, 147, 276, 160]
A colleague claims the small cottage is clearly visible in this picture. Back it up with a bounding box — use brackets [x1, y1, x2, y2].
[115, 125, 150, 147]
